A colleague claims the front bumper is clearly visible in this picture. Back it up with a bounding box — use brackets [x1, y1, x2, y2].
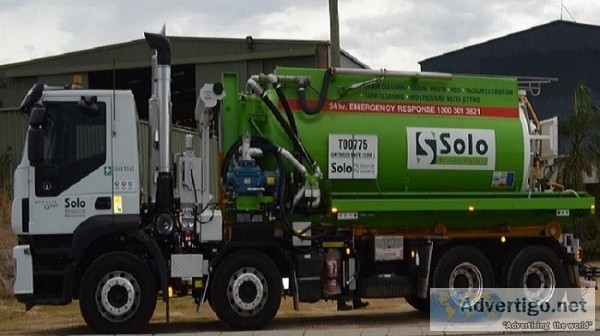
[13, 245, 33, 296]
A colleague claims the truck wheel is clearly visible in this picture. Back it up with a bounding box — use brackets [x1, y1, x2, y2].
[432, 246, 495, 301]
[405, 295, 430, 314]
[506, 246, 566, 302]
[79, 252, 157, 334]
[210, 250, 281, 330]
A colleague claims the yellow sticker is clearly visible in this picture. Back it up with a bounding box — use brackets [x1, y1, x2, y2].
[113, 195, 123, 214]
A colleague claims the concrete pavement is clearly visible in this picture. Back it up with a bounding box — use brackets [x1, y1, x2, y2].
[93, 320, 600, 336]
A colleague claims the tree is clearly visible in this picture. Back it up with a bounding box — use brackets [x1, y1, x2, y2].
[560, 83, 600, 190]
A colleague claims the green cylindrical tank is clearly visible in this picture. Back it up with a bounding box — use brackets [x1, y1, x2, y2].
[226, 68, 530, 194]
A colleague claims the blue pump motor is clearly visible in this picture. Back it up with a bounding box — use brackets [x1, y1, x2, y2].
[226, 159, 278, 195]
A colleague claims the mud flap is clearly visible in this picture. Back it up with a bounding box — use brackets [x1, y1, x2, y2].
[417, 242, 433, 299]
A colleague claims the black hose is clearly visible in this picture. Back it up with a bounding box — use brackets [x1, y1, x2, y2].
[277, 173, 332, 242]
[298, 68, 333, 115]
[190, 167, 214, 225]
[260, 95, 315, 165]
[274, 85, 302, 156]
[274, 86, 299, 137]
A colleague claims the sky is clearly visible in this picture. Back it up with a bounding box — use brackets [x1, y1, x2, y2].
[1, 0, 599, 71]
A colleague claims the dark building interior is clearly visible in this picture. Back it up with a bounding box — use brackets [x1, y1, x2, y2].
[88, 64, 197, 125]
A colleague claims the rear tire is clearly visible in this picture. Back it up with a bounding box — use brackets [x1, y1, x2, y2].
[79, 252, 157, 334]
[210, 250, 282, 330]
[506, 246, 566, 302]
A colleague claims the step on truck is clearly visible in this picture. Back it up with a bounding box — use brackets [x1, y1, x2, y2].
[10, 31, 598, 333]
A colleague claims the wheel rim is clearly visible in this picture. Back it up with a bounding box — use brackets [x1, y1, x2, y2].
[522, 261, 555, 302]
[449, 262, 484, 304]
[95, 271, 141, 322]
[226, 267, 268, 316]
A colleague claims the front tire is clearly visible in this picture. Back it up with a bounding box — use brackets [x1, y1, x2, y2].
[79, 252, 157, 334]
[432, 246, 495, 303]
[406, 246, 494, 314]
[210, 250, 282, 330]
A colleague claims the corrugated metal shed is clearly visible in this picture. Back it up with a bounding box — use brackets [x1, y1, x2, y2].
[0, 109, 28, 182]
[0, 36, 366, 109]
[419, 21, 600, 129]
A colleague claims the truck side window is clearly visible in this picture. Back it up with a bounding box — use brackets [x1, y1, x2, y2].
[35, 101, 107, 197]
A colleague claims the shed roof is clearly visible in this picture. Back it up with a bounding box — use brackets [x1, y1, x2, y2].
[0, 35, 344, 77]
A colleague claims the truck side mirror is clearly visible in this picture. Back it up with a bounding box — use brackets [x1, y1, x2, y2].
[28, 128, 44, 167]
[19, 83, 44, 113]
[28, 106, 47, 167]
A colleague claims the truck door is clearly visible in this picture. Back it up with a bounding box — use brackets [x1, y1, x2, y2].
[29, 96, 113, 234]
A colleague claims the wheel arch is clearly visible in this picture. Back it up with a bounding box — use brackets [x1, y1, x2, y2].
[69, 215, 167, 302]
[210, 242, 292, 280]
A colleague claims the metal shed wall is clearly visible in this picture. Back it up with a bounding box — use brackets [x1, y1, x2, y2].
[0, 109, 28, 182]
[419, 21, 600, 129]
[0, 77, 37, 110]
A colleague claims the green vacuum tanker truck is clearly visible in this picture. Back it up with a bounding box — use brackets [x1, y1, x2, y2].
[11, 32, 598, 333]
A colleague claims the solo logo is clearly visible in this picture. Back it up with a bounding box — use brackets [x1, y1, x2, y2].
[406, 127, 495, 170]
[65, 197, 86, 208]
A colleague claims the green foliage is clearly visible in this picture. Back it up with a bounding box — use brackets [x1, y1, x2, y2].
[560, 83, 600, 190]
[582, 236, 600, 260]
[582, 216, 600, 240]
[561, 83, 600, 260]
[573, 216, 600, 260]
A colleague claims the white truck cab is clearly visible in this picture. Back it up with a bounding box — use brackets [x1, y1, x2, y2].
[12, 88, 141, 305]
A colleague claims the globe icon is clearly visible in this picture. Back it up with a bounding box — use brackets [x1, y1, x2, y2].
[430, 289, 504, 325]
